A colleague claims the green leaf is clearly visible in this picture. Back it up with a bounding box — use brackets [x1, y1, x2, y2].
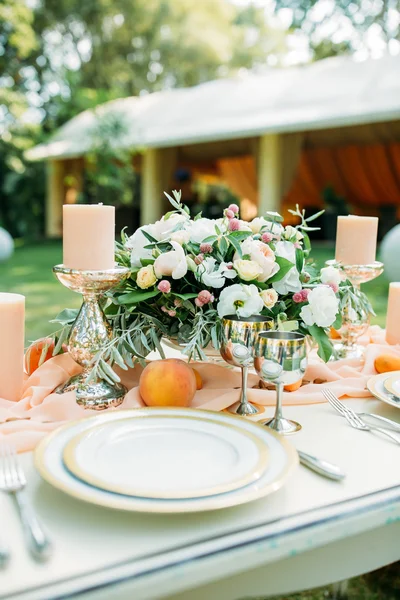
[141, 229, 158, 244]
[194, 212, 203, 221]
[219, 235, 228, 256]
[173, 293, 198, 300]
[228, 235, 242, 257]
[267, 257, 294, 283]
[140, 258, 155, 266]
[308, 325, 333, 362]
[117, 290, 160, 304]
[228, 231, 252, 242]
[305, 209, 325, 223]
[332, 313, 342, 330]
[295, 248, 304, 273]
[50, 308, 79, 325]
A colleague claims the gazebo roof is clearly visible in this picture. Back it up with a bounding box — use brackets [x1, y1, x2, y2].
[26, 53, 400, 161]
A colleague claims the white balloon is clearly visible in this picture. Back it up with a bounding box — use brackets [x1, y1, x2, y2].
[0, 228, 14, 262]
[381, 224, 400, 282]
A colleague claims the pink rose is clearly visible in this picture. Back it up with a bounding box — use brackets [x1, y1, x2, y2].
[157, 280, 171, 293]
[293, 292, 303, 303]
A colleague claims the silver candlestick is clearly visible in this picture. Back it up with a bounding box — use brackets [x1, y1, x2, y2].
[53, 265, 130, 410]
[326, 260, 384, 360]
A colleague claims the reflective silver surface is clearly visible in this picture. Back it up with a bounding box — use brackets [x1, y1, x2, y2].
[254, 331, 307, 434]
[325, 260, 384, 360]
[53, 265, 130, 410]
[298, 450, 345, 481]
[220, 315, 274, 416]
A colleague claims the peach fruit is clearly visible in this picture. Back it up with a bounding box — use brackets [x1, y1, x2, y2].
[139, 359, 197, 407]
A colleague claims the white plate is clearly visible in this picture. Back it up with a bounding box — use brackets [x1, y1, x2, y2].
[34, 408, 298, 513]
[383, 373, 400, 400]
[63, 414, 269, 499]
[367, 372, 400, 409]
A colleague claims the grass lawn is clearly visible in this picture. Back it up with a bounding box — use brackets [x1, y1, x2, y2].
[0, 241, 397, 599]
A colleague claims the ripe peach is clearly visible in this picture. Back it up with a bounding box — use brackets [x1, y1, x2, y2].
[139, 359, 197, 407]
[25, 338, 55, 375]
[192, 368, 203, 390]
[374, 354, 400, 374]
[284, 379, 303, 392]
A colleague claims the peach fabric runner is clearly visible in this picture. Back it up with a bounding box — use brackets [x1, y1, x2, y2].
[0, 326, 398, 452]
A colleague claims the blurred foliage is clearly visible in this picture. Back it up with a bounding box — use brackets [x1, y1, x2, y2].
[275, 0, 400, 59]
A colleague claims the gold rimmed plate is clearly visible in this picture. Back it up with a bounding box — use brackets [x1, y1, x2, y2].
[34, 408, 298, 513]
[63, 414, 269, 500]
[367, 371, 400, 409]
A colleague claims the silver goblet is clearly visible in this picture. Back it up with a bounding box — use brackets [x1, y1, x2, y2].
[220, 315, 273, 416]
[254, 331, 307, 434]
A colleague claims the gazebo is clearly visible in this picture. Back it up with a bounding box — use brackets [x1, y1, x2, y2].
[26, 53, 400, 237]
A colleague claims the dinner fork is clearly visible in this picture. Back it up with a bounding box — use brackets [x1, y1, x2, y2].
[322, 389, 400, 446]
[0, 443, 51, 561]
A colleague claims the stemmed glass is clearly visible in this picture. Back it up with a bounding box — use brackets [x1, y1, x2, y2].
[254, 331, 307, 434]
[220, 315, 273, 416]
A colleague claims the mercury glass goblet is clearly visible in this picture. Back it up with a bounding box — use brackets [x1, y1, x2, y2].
[254, 331, 307, 434]
[220, 315, 274, 416]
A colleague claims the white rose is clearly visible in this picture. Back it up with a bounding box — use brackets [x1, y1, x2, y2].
[217, 284, 264, 318]
[249, 217, 283, 236]
[300, 285, 339, 328]
[170, 229, 190, 245]
[152, 213, 189, 240]
[197, 257, 236, 288]
[235, 238, 279, 283]
[127, 225, 156, 268]
[153, 241, 188, 280]
[272, 241, 301, 295]
[283, 225, 303, 242]
[238, 220, 252, 232]
[233, 259, 263, 282]
[136, 265, 157, 289]
[320, 266, 342, 287]
[260, 288, 279, 308]
[189, 218, 218, 244]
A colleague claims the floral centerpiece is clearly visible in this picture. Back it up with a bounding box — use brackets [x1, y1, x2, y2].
[46, 190, 371, 384]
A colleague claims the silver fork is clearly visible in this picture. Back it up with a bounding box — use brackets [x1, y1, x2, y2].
[0, 443, 51, 561]
[322, 389, 400, 446]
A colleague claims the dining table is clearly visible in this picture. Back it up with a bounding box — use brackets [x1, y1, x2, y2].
[1, 376, 400, 600]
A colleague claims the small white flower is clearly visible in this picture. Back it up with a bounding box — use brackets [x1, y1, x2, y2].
[153, 241, 188, 280]
[197, 257, 236, 288]
[283, 225, 303, 242]
[127, 225, 156, 268]
[217, 284, 264, 318]
[300, 285, 339, 328]
[249, 217, 283, 236]
[260, 288, 279, 308]
[320, 266, 342, 287]
[152, 213, 189, 240]
[272, 241, 301, 295]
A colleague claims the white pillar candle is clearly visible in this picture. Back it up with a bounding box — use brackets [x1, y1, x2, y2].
[335, 215, 378, 265]
[63, 204, 115, 271]
[386, 283, 400, 345]
[0, 293, 25, 401]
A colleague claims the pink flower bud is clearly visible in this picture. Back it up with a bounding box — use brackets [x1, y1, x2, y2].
[228, 218, 240, 232]
[167, 309, 176, 317]
[225, 209, 235, 219]
[174, 298, 183, 307]
[328, 283, 339, 294]
[228, 203, 239, 214]
[195, 298, 203, 307]
[294, 242, 301, 249]
[200, 243, 213, 254]
[161, 305, 168, 313]
[301, 288, 310, 301]
[293, 292, 303, 303]
[197, 290, 213, 305]
[157, 280, 171, 293]
[261, 232, 273, 244]
[194, 253, 204, 265]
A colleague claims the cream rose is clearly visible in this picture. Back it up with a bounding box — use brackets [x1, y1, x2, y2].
[234, 259, 263, 282]
[234, 238, 279, 283]
[153, 241, 188, 280]
[170, 229, 190, 245]
[136, 265, 157, 289]
[260, 288, 279, 309]
[300, 285, 339, 328]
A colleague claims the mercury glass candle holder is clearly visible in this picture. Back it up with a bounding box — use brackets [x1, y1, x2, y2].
[326, 259, 384, 360]
[53, 265, 130, 410]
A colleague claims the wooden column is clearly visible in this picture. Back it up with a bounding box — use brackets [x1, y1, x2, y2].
[257, 134, 282, 216]
[141, 147, 177, 225]
[46, 160, 64, 238]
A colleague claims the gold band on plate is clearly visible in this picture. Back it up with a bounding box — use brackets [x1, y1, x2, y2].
[367, 371, 400, 409]
[34, 407, 299, 513]
[63, 414, 270, 500]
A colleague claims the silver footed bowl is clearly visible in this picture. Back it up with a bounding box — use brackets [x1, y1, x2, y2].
[220, 315, 274, 416]
[254, 331, 307, 434]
